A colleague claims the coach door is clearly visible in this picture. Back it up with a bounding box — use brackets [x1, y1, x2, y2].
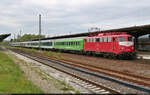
[96, 38, 100, 51]
[113, 37, 118, 52]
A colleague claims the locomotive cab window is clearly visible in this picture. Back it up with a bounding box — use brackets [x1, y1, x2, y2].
[128, 37, 133, 41]
[119, 37, 126, 42]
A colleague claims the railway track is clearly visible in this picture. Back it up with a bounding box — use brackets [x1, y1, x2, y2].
[9, 48, 150, 93]
[9, 48, 120, 94]
[20, 49, 150, 88]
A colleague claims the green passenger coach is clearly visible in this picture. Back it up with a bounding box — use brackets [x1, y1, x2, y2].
[53, 39, 84, 51]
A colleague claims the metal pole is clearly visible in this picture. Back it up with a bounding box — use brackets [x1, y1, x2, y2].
[39, 14, 41, 50]
[14, 33, 16, 42]
[19, 29, 22, 42]
[20, 29, 22, 37]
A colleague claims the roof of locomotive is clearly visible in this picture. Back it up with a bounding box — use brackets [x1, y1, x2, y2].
[86, 32, 132, 38]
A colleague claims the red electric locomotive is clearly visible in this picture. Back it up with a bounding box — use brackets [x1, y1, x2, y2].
[84, 32, 136, 59]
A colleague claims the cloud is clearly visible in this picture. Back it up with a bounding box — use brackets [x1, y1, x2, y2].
[0, 0, 150, 40]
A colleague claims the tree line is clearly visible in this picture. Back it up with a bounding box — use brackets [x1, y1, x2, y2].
[11, 34, 45, 42]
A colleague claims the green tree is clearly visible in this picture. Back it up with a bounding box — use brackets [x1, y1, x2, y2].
[0, 41, 10, 46]
[20, 34, 45, 42]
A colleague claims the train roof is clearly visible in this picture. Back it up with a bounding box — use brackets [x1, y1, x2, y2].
[87, 32, 132, 38]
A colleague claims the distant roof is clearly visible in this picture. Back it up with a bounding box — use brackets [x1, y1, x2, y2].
[0, 34, 11, 42]
[32, 24, 150, 41]
[138, 34, 150, 39]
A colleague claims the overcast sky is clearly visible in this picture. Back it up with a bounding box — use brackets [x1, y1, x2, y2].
[0, 0, 150, 40]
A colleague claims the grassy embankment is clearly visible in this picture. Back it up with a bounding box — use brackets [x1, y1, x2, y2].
[0, 51, 43, 94]
[8, 47, 64, 59]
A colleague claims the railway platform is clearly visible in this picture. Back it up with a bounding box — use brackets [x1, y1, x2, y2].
[137, 51, 150, 60]
[137, 54, 150, 60]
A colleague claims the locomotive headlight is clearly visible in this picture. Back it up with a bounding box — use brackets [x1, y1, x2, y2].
[132, 47, 134, 50]
[120, 47, 124, 50]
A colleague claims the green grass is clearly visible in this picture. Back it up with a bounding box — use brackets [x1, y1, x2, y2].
[0, 51, 43, 94]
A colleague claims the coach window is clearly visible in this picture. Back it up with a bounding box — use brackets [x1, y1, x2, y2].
[91, 38, 93, 43]
[99, 38, 101, 42]
[106, 37, 108, 42]
[108, 37, 112, 42]
[104, 37, 107, 42]
[96, 38, 99, 42]
[89, 39, 91, 43]
[74, 42, 75, 46]
[78, 42, 80, 45]
[102, 38, 104, 42]
[91, 38, 93, 42]
[94, 38, 96, 43]
[87, 39, 89, 43]
[88, 39, 90, 43]
[87, 39, 89, 42]
[92, 38, 95, 43]
[100, 38, 102, 42]
[89, 38, 91, 43]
